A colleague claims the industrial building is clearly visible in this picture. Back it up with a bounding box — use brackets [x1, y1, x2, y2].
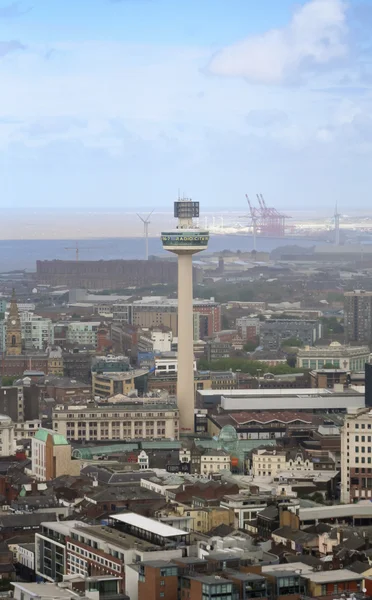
[36, 259, 179, 290]
[196, 387, 364, 413]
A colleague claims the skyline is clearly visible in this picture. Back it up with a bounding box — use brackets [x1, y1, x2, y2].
[1, 0, 372, 211]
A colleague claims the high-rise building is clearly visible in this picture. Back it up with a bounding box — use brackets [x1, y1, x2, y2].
[161, 198, 209, 433]
[340, 409, 372, 503]
[345, 290, 372, 343]
[6, 290, 22, 356]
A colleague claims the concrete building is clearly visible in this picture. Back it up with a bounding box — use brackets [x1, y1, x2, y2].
[297, 342, 370, 371]
[66, 321, 101, 346]
[31, 428, 79, 481]
[162, 198, 209, 433]
[112, 302, 133, 324]
[132, 298, 219, 338]
[0, 414, 15, 456]
[154, 353, 196, 376]
[206, 341, 231, 362]
[53, 399, 179, 441]
[21, 315, 54, 350]
[236, 316, 260, 341]
[251, 449, 313, 477]
[151, 329, 173, 353]
[345, 290, 372, 343]
[200, 449, 231, 475]
[47, 346, 64, 375]
[340, 409, 372, 503]
[260, 319, 322, 350]
[91, 355, 130, 373]
[92, 369, 148, 397]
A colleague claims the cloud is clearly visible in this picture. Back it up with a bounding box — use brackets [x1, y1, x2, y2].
[246, 109, 289, 128]
[0, 40, 25, 56]
[208, 0, 348, 85]
[22, 117, 87, 139]
[0, 2, 31, 18]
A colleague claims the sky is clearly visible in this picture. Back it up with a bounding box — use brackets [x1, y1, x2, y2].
[1, 0, 372, 212]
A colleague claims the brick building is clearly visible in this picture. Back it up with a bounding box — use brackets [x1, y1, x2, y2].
[36, 259, 179, 290]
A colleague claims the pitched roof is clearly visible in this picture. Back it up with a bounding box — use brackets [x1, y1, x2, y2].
[34, 429, 69, 445]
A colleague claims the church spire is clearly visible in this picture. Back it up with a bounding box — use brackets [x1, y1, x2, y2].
[6, 289, 22, 356]
[9, 288, 20, 319]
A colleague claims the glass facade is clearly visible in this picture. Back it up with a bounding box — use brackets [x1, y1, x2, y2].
[174, 201, 199, 219]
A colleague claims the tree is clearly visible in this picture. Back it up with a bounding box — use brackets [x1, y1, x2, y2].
[221, 314, 229, 330]
[321, 316, 344, 335]
[1, 376, 18, 386]
[196, 357, 303, 376]
[281, 337, 304, 348]
[243, 339, 259, 352]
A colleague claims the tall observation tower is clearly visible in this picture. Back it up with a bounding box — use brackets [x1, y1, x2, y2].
[162, 199, 209, 433]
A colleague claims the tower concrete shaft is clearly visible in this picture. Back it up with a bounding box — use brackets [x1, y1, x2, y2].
[161, 198, 209, 434]
[177, 253, 195, 432]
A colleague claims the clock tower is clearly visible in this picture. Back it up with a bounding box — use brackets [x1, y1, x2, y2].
[6, 289, 22, 356]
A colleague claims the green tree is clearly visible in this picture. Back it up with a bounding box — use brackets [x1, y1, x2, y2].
[1, 376, 18, 386]
[243, 339, 259, 352]
[321, 316, 344, 335]
[281, 337, 304, 348]
[221, 314, 229, 329]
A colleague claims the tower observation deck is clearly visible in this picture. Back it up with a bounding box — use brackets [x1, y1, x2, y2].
[161, 199, 209, 433]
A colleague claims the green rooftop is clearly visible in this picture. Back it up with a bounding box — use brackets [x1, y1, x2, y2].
[34, 429, 69, 445]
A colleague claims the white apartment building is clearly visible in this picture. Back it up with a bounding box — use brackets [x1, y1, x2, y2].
[22, 315, 54, 350]
[14, 419, 42, 440]
[200, 449, 231, 475]
[16, 543, 35, 571]
[155, 353, 196, 375]
[53, 400, 179, 442]
[151, 330, 173, 353]
[0, 414, 15, 457]
[220, 494, 268, 529]
[340, 409, 372, 503]
[66, 322, 100, 346]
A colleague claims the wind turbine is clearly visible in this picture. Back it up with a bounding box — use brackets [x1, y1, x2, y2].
[137, 210, 154, 260]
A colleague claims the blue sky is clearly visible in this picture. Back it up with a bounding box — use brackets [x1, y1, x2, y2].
[1, 0, 372, 211]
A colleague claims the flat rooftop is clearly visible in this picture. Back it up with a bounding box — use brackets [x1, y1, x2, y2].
[198, 388, 355, 397]
[110, 512, 187, 538]
[11, 583, 74, 599]
[41, 520, 85, 536]
[72, 524, 160, 551]
[302, 569, 363, 583]
[300, 502, 372, 521]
